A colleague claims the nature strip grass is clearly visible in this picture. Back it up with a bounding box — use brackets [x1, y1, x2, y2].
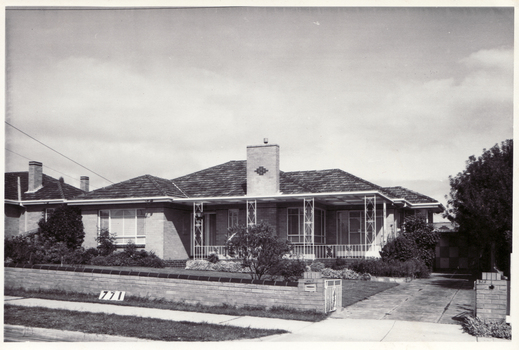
[5, 305, 286, 342]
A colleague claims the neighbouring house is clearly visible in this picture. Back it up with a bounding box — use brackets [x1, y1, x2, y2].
[4, 161, 86, 238]
[433, 222, 478, 271]
[5, 144, 445, 261]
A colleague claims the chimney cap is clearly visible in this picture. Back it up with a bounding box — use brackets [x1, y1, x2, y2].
[29, 161, 42, 166]
[80, 176, 89, 180]
[263, 138, 268, 144]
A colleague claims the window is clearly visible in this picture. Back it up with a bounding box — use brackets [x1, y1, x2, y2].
[98, 209, 146, 245]
[44, 208, 55, 222]
[228, 209, 239, 228]
[287, 207, 326, 244]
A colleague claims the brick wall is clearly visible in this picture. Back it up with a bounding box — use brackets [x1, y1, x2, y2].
[475, 275, 509, 321]
[5, 265, 341, 313]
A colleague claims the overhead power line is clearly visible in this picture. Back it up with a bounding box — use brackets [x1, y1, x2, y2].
[6, 148, 103, 191]
[5, 121, 114, 184]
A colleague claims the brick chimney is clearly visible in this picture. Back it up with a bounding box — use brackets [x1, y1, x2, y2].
[246, 143, 280, 196]
[28, 161, 43, 192]
[80, 176, 89, 192]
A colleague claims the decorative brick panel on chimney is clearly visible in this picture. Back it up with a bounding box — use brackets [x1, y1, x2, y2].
[247, 144, 280, 196]
[28, 161, 43, 192]
[80, 176, 90, 192]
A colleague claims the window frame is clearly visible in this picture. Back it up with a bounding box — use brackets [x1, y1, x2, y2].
[287, 207, 326, 244]
[98, 208, 147, 246]
[228, 209, 239, 228]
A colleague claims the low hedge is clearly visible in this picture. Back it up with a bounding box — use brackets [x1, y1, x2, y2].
[349, 258, 430, 278]
[462, 316, 511, 339]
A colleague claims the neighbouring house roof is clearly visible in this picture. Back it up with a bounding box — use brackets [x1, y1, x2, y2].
[382, 186, 439, 204]
[75, 174, 188, 200]
[4, 172, 85, 202]
[433, 222, 458, 232]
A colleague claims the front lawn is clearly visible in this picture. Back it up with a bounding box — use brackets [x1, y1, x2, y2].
[5, 305, 285, 341]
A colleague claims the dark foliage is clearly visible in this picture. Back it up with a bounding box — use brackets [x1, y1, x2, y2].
[37, 205, 85, 250]
[445, 139, 513, 275]
[380, 214, 439, 271]
[95, 229, 117, 256]
[270, 259, 307, 282]
[350, 258, 430, 278]
[90, 242, 165, 268]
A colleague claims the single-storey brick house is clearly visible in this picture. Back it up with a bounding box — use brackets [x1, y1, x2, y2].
[4, 161, 86, 239]
[5, 144, 444, 261]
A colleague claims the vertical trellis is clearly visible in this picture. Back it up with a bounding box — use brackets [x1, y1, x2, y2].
[304, 198, 315, 259]
[364, 196, 376, 246]
[247, 200, 256, 227]
[382, 201, 387, 245]
[193, 202, 204, 260]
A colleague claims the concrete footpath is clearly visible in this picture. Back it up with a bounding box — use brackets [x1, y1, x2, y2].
[4, 295, 509, 342]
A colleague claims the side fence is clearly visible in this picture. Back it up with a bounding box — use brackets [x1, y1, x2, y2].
[4, 264, 341, 314]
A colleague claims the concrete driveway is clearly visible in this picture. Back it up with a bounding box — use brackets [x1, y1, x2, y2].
[332, 273, 475, 324]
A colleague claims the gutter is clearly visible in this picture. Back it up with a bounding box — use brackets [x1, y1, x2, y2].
[65, 196, 175, 206]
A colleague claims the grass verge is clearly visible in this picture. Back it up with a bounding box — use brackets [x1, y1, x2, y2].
[5, 305, 285, 341]
[5, 287, 327, 322]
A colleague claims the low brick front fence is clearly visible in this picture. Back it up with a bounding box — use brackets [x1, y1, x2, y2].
[4, 264, 341, 313]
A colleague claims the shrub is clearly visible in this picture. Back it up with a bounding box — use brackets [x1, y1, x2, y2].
[350, 258, 430, 278]
[380, 235, 418, 263]
[37, 204, 85, 250]
[95, 229, 117, 256]
[226, 222, 291, 280]
[89, 244, 165, 268]
[271, 259, 306, 282]
[207, 252, 219, 264]
[309, 261, 325, 272]
[331, 258, 349, 270]
[5, 233, 45, 264]
[462, 316, 511, 339]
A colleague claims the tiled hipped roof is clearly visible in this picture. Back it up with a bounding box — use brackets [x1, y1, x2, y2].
[7, 161, 440, 205]
[76, 174, 188, 200]
[4, 172, 85, 201]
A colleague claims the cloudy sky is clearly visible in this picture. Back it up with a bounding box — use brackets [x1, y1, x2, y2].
[4, 5, 514, 215]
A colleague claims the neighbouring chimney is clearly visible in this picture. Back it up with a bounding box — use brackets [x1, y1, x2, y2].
[28, 161, 43, 192]
[247, 143, 280, 196]
[80, 176, 90, 192]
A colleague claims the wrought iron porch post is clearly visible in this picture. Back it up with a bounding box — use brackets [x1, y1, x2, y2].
[247, 200, 256, 227]
[304, 197, 315, 260]
[193, 202, 203, 260]
[364, 196, 376, 250]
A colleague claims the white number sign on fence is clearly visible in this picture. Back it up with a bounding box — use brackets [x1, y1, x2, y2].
[99, 290, 125, 301]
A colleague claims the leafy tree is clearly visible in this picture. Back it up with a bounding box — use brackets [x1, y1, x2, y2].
[445, 139, 513, 275]
[226, 222, 291, 280]
[38, 205, 85, 250]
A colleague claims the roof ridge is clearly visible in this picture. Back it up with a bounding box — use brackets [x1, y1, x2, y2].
[170, 180, 190, 198]
[56, 179, 65, 199]
[145, 174, 169, 197]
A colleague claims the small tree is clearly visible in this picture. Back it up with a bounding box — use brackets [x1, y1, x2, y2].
[226, 222, 291, 280]
[38, 205, 85, 250]
[95, 229, 117, 256]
